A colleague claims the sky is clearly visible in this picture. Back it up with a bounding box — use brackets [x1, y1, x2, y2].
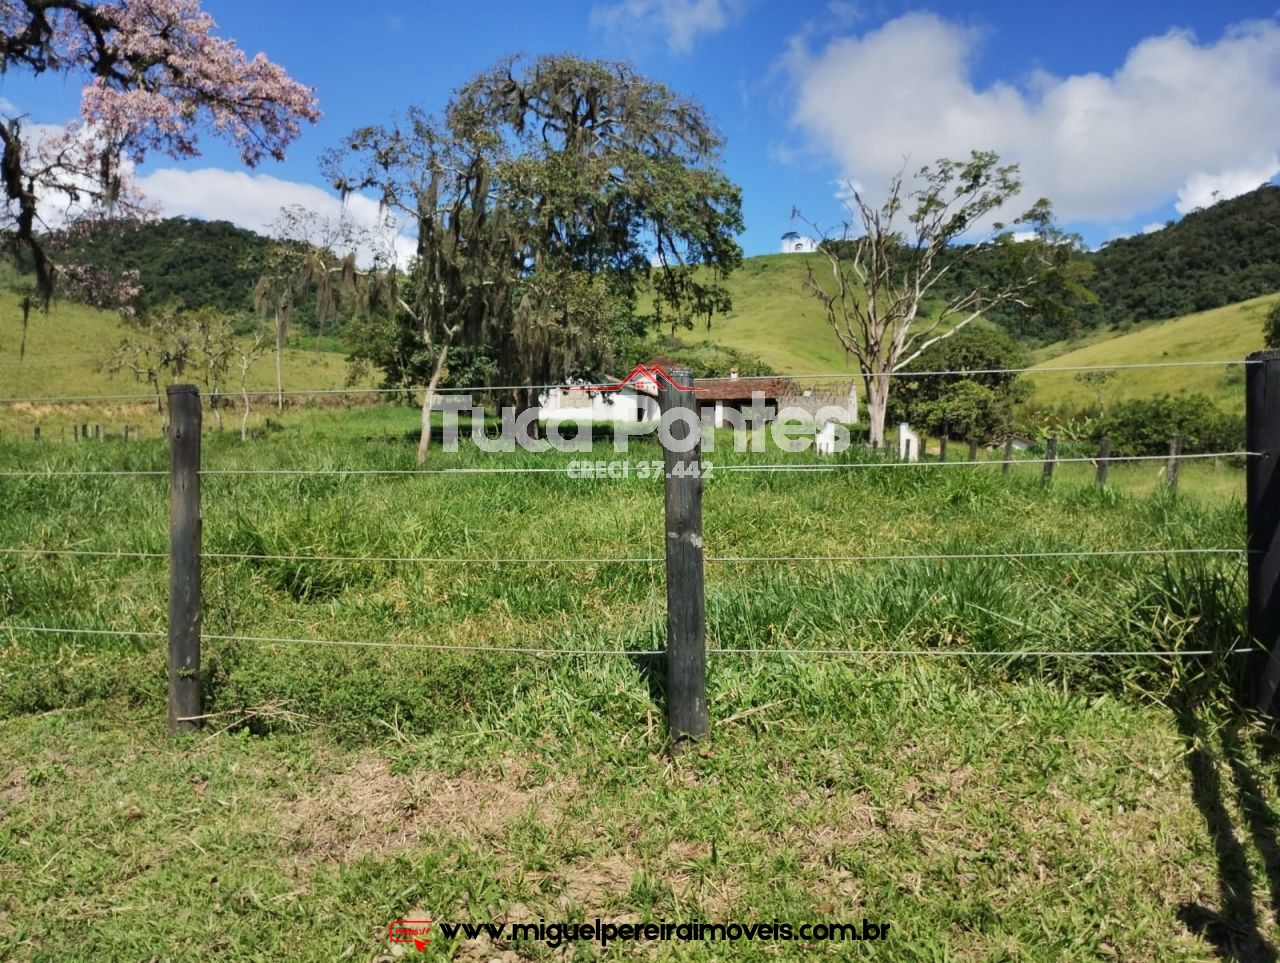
[3, 0, 1280, 257]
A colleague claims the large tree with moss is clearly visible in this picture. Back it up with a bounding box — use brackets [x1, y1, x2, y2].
[327, 54, 744, 461]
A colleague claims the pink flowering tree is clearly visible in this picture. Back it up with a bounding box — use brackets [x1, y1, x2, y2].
[0, 0, 319, 308]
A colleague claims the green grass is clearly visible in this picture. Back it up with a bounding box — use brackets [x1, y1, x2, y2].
[2, 407, 1278, 960]
[1025, 293, 1280, 413]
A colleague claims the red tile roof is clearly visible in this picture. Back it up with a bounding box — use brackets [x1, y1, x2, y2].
[693, 376, 793, 402]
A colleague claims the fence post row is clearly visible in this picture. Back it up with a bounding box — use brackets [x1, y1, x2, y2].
[167, 385, 203, 732]
[659, 366, 708, 750]
[1096, 437, 1111, 487]
[1042, 436, 1058, 481]
[1166, 434, 1183, 492]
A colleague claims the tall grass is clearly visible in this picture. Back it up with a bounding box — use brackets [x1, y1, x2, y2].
[0, 405, 1250, 738]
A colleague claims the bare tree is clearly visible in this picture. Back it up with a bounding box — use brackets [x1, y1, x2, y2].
[254, 205, 360, 411]
[235, 323, 272, 441]
[104, 305, 197, 411]
[191, 309, 236, 430]
[802, 151, 1057, 448]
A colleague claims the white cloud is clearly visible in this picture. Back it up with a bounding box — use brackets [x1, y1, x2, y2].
[590, 0, 742, 54]
[1141, 222, 1165, 234]
[786, 14, 1280, 227]
[134, 167, 416, 267]
[1174, 153, 1280, 213]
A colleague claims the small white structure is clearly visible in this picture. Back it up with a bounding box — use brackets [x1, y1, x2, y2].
[780, 231, 818, 254]
[898, 423, 920, 462]
[538, 374, 660, 425]
[814, 421, 839, 456]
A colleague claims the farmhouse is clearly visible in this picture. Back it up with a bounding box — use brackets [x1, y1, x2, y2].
[537, 375, 661, 424]
[537, 356, 858, 428]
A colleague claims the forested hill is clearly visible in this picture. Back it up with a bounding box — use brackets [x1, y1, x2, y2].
[1087, 183, 1280, 326]
[54, 184, 1280, 348]
[61, 217, 271, 315]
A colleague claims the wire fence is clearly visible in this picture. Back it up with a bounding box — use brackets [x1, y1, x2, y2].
[0, 545, 1250, 565]
[0, 450, 1256, 480]
[0, 623, 1251, 661]
[0, 356, 1268, 737]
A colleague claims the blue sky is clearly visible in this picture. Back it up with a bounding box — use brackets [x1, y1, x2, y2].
[3, 0, 1279, 255]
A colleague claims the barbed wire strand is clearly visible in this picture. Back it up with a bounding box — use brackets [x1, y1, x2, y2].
[0, 546, 1247, 565]
[0, 450, 1256, 479]
[0, 623, 1250, 659]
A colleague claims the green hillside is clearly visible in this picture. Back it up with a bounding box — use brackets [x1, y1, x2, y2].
[0, 293, 362, 430]
[1025, 292, 1279, 413]
[688, 254, 857, 373]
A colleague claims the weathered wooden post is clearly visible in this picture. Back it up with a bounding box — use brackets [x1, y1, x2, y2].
[1166, 434, 1183, 492]
[968, 438, 979, 462]
[32, 425, 40, 442]
[1096, 437, 1111, 486]
[167, 385, 203, 732]
[1042, 436, 1058, 481]
[938, 434, 949, 464]
[659, 366, 708, 750]
[1247, 353, 1280, 713]
[1001, 436, 1013, 475]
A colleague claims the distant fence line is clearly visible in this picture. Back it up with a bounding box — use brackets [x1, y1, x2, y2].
[0, 357, 1259, 407]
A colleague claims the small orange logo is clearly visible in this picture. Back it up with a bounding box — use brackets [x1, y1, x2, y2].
[389, 919, 432, 952]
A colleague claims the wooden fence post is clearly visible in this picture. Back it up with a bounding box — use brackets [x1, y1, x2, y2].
[1166, 434, 1183, 492]
[1001, 436, 1013, 475]
[167, 385, 203, 732]
[939, 434, 949, 464]
[33, 425, 40, 442]
[968, 438, 979, 462]
[659, 366, 708, 750]
[1247, 353, 1280, 712]
[1096, 437, 1111, 487]
[1042, 436, 1058, 481]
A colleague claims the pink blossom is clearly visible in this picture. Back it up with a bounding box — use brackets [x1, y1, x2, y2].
[0, 0, 320, 309]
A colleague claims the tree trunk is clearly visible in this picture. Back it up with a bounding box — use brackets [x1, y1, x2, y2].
[864, 372, 890, 449]
[240, 376, 252, 441]
[416, 344, 452, 465]
[275, 310, 285, 413]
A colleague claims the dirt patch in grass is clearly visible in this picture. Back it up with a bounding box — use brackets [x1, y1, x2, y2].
[282, 754, 573, 866]
[0, 767, 29, 808]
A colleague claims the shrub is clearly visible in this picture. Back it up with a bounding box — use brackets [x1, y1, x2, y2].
[1093, 394, 1243, 456]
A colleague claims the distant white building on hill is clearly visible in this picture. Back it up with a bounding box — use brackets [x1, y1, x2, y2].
[780, 231, 818, 254]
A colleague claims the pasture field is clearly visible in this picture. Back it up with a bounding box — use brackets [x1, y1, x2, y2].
[0, 290, 367, 435]
[1026, 293, 1279, 414]
[1, 406, 1277, 961]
